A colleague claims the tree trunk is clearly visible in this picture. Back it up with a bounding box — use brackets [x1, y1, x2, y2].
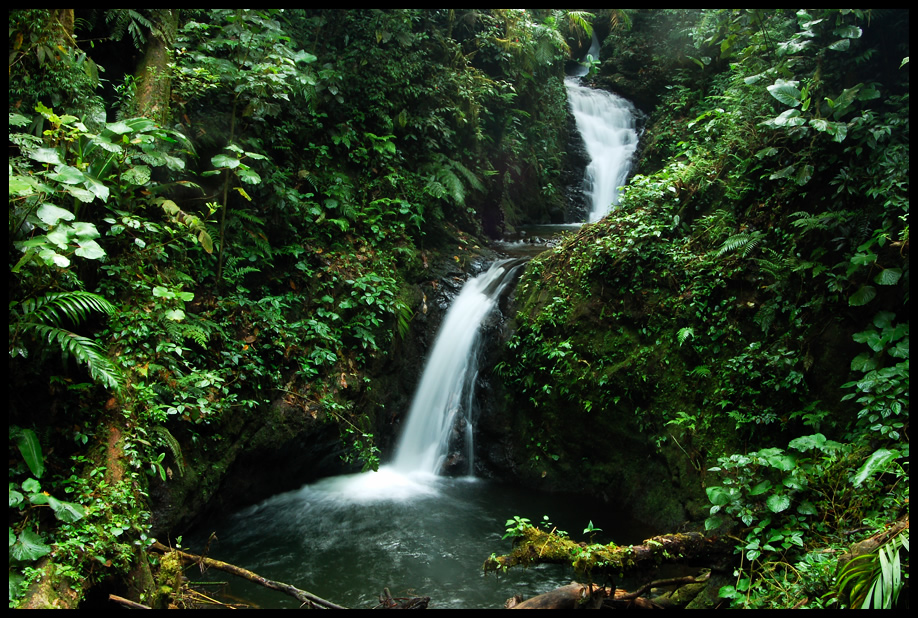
[133, 9, 177, 123]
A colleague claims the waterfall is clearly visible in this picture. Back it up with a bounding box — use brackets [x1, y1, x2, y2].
[566, 78, 639, 223]
[392, 259, 523, 476]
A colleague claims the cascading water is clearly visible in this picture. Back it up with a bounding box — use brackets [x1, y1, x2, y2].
[186, 70, 648, 610]
[392, 258, 524, 477]
[566, 77, 639, 223]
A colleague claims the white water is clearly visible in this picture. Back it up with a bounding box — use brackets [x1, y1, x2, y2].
[566, 78, 639, 222]
[392, 259, 523, 476]
[302, 259, 523, 500]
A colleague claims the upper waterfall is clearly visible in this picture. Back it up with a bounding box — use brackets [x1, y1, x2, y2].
[566, 78, 639, 223]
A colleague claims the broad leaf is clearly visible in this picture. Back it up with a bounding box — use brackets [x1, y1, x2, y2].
[47, 496, 86, 523]
[11, 530, 51, 562]
[15, 429, 44, 479]
[706, 485, 734, 506]
[767, 79, 802, 107]
[766, 493, 791, 513]
[873, 268, 902, 286]
[28, 147, 65, 166]
[211, 154, 240, 169]
[36, 203, 75, 227]
[848, 285, 877, 306]
[852, 449, 898, 487]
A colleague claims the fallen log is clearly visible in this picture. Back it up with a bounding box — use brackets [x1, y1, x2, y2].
[152, 542, 347, 609]
[484, 527, 720, 581]
[507, 582, 665, 609]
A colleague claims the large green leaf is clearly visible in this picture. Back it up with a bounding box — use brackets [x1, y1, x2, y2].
[11, 530, 51, 562]
[873, 268, 902, 286]
[211, 154, 240, 169]
[767, 79, 802, 107]
[852, 449, 898, 487]
[705, 485, 734, 506]
[766, 493, 791, 513]
[849, 285, 877, 306]
[15, 429, 44, 479]
[36, 203, 75, 227]
[47, 496, 86, 523]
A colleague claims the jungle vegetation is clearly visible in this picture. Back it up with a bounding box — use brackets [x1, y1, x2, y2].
[8, 9, 908, 609]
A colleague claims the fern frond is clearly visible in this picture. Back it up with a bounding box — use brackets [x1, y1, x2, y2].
[26, 322, 124, 390]
[152, 426, 184, 477]
[18, 291, 115, 328]
[451, 160, 485, 193]
[716, 231, 763, 258]
[437, 166, 466, 205]
[565, 11, 594, 41]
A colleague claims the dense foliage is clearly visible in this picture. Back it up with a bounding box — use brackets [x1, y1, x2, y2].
[8, 9, 576, 607]
[8, 8, 908, 609]
[498, 8, 908, 609]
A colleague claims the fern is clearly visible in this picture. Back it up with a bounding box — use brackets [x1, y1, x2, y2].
[11, 291, 123, 391]
[25, 323, 124, 390]
[105, 9, 153, 51]
[152, 426, 184, 477]
[18, 291, 115, 328]
[716, 231, 763, 258]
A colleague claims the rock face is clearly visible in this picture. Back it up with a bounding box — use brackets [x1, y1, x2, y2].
[560, 108, 591, 222]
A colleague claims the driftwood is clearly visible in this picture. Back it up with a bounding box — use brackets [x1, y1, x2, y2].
[507, 573, 711, 610]
[152, 542, 347, 609]
[506, 582, 662, 609]
[375, 587, 431, 609]
[109, 594, 152, 610]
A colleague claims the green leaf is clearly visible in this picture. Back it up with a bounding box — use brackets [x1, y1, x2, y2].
[47, 496, 86, 523]
[763, 452, 796, 471]
[767, 79, 802, 107]
[833, 25, 862, 39]
[795, 164, 813, 185]
[75, 239, 106, 261]
[236, 166, 261, 184]
[706, 485, 734, 506]
[852, 449, 898, 487]
[47, 165, 87, 185]
[797, 500, 818, 515]
[105, 120, 135, 134]
[15, 430, 44, 479]
[873, 268, 902, 286]
[9, 112, 30, 126]
[748, 480, 772, 496]
[788, 433, 826, 452]
[122, 165, 151, 185]
[771, 109, 806, 127]
[211, 154, 240, 169]
[848, 285, 877, 306]
[11, 530, 51, 562]
[29, 147, 65, 166]
[10, 490, 25, 508]
[770, 165, 797, 180]
[35, 203, 75, 227]
[766, 493, 791, 513]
